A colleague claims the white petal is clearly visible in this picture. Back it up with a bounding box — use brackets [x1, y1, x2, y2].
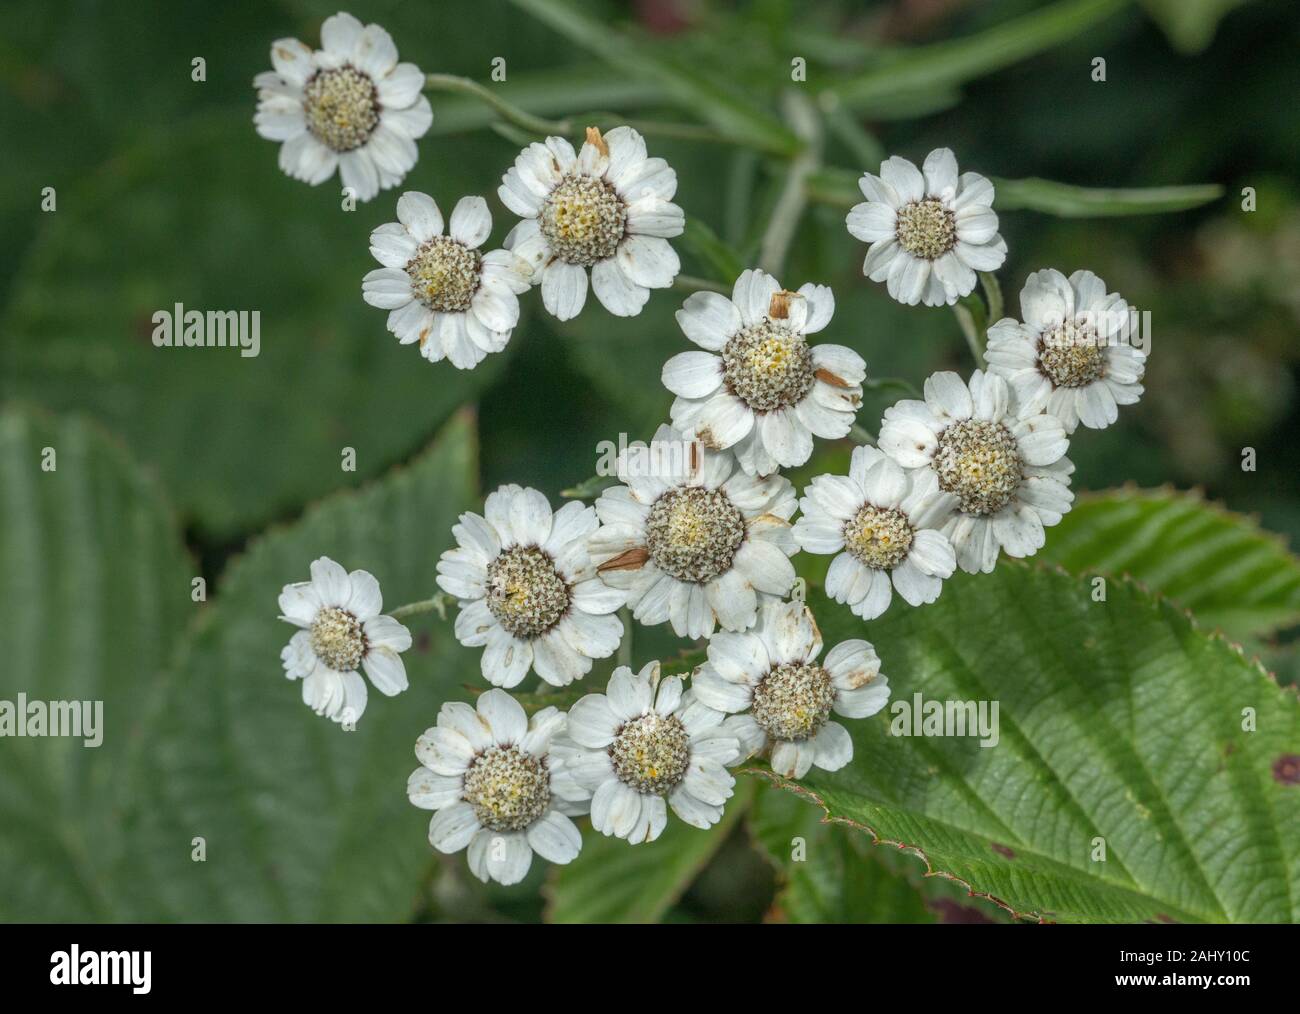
[352, 23, 399, 78]
[526, 810, 582, 864]
[478, 687, 528, 744]
[879, 155, 925, 203]
[676, 290, 741, 351]
[662, 351, 723, 399]
[362, 647, 408, 696]
[616, 234, 679, 289]
[428, 802, 480, 853]
[541, 260, 588, 320]
[567, 694, 622, 748]
[397, 191, 444, 242]
[731, 268, 781, 325]
[922, 147, 959, 198]
[591, 257, 650, 317]
[812, 721, 853, 771]
[407, 767, 462, 810]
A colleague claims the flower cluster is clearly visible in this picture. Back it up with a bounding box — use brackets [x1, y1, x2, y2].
[264, 15, 1148, 887]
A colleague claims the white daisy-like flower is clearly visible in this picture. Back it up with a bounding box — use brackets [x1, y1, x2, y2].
[663, 269, 866, 476]
[846, 148, 1006, 307]
[278, 556, 412, 726]
[693, 601, 889, 780]
[793, 445, 956, 620]
[253, 12, 432, 202]
[436, 485, 626, 689]
[408, 689, 583, 886]
[588, 424, 799, 640]
[986, 268, 1145, 433]
[499, 126, 683, 320]
[361, 192, 531, 369]
[550, 660, 741, 844]
[879, 370, 1074, 574]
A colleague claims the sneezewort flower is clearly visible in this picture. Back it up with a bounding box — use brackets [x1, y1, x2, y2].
[362, 192, 531, 369]
[253, 11, 432, 202]
[692, 601, 890, 780]
[879, 370, 1074, 574]
[986, 268, 1145, 433]
[499, 126, 684, 320]
[278, 556, 412, 726]
[409, 689, 583, 886]
[550, 661, 742, 844]
[793, 445, 956, 620]
[437, 485, 626, 689]
[663, 269, 866, 476]
[587, 424, 799, 640]
[846, 148, 1006, 307]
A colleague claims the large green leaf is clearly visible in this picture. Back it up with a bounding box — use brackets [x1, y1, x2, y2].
[759, 564, 1300, 923]
[0, 112, 504, 537]
[807, 166, 1223, 217]
[1042, 487, 1300, 640]
[823, 0, 1127, 111]
[545, 781, 754, 923]
[124, 411, 481, 921]
[0, 406, 193, 921]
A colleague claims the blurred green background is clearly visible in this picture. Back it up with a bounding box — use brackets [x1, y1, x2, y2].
[1, 0, 1297, 923]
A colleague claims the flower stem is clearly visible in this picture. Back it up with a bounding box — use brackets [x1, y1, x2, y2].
[980, 271, 1004, 324]
[850, 423, 876, 446]
[560, 474, 618, 500]
[617, 607, 633, 668]
[424, 76, 730, 146]
[673, 274, 729, 295]
[424, 73, 569, 136]
[390, 594, 451, 621]
[953, 292, 988, 369]
[758, 91, 823, 276]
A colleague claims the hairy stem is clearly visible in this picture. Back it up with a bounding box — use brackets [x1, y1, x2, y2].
[390, 594, 451, 621]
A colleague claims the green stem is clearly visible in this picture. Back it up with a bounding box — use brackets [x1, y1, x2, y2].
[390, 594, 451, 621]
[673, 274, 729, 295]
[560, 474, 618, 500]
[424, 77, 729, 146]
[425, 73, 568, 135]
[953, 292, 988, 368]
[758, 91, 823, 276]
[980, 271, 1004, 324]
[864, 376, 922, 399]
[578, 111, 728, 145]
[850, 423, 876, 446]
[617, 607, 633, 668]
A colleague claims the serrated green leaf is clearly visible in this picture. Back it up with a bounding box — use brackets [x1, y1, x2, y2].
[823, 0, 1127, 111]
[762, 564, 1300, 923]
[125, 412, 481, 921]
[0, 113, 503, 536]
[807, 166, 1223, 217]
[506, 0, 800, 155]
[748, 788, 936, 924]
[545, 780, 754, 923]
[0, 406, 193, 921]
[1042, 487, 1300, 639]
